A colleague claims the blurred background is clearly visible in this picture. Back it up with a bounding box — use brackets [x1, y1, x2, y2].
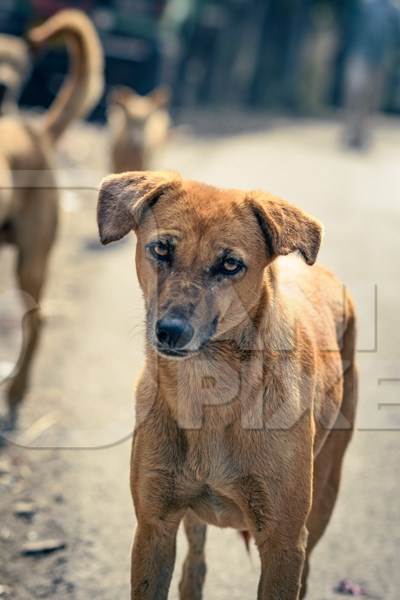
[1, 0, 400, 126]
[1, 1, 400, 599]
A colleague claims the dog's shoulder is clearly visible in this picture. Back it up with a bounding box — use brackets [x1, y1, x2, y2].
[275, 254, 346, 303]
[274, 255, 354, 346]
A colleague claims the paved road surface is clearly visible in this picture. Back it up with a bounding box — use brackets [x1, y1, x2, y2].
[0, 115, 399, 599]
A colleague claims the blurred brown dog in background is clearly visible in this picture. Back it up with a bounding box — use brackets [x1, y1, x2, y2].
[0, 33, 30, 115]
[0, 9, 103, 428]
[97, 171, 358, 600]
[108, 86, 170, 173]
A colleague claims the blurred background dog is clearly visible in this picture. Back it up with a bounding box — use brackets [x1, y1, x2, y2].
[0, 9, 103, 428]
[108, 86, 170, 173]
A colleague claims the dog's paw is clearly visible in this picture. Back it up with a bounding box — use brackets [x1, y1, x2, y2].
[0, 409, 17, 443]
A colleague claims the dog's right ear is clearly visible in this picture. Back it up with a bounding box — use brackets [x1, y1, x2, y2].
[151, 86, 170, 108]
[97, 171, 181, 245]
[109, 86, 135, 102]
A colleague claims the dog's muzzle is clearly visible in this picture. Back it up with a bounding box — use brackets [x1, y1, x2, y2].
[155, 315, 194, 354]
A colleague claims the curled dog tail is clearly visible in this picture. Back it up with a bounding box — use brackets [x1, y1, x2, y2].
[28, 9, 104, 145]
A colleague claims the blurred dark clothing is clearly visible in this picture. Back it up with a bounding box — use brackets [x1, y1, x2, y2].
[171, 0, 248, 106]
[248, 0, 312, 110]
[342, 0, 400, 147]
[32, 1, 93, 18]
[343, 57, 384, 147]
[169, 0, 315, 110]
[2, 0, 400, 116]
[331, 0, 358, 105]
[349, 0, 399, 66]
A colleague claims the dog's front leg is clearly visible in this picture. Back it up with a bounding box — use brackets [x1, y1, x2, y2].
[131, 517, 180, 600]
[230, 474, 310, 600]
[255, 525, 308, 600]
[230, 428, 313, 600]
[130, 413, 187, 599]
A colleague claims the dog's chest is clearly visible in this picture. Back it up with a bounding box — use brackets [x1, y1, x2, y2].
[192, 485, 247, 530]
[183, 429, 234, 483]
[179, 430, 247, 529]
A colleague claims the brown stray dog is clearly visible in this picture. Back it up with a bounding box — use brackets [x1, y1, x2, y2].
[0, 10, 103, 427]
[97, 171, 358, 600]
[107, 86, 170, 173]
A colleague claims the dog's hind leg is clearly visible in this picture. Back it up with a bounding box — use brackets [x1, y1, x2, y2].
[6, 194, 57, 426]
[300, 431, 350, 599]
[6, 251, 46, 424]
[179, 510, 207, 600]
[301, 306, 358, 599]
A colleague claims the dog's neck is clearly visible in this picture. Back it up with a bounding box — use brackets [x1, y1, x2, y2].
[145, 262, 293, 430]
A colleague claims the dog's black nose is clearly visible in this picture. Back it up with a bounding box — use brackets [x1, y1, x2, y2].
[156, 317, 194, 349]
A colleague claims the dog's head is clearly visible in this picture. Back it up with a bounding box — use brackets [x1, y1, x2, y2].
[108, 86, 169, 135]
[97, 172, 322, 358]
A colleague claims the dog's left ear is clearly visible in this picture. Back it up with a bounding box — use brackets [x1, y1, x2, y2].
[248, 191, 323, 265]
[97, 170, 181, 244]
[151, 86, 170, 108]
[108, 86, 136, 110]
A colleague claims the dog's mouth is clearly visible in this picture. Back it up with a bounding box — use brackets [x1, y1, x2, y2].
[154, 344, 196, 359]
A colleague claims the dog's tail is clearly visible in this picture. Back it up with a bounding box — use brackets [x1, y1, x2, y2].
[28, 9, 104, 145]
[239, 530, 251, 554]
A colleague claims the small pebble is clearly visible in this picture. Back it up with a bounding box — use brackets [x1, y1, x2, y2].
[14, 501, 36, 519]
[0, 584, 12, 597]
[0, 461, 10, 476]
[21, 538, 66, 556]
[0, 528, 12, 541]
[335, 579, 366, 596]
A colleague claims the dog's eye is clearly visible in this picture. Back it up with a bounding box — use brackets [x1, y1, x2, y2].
[219, 257, 244, 276]
[148, 241, 171, 262]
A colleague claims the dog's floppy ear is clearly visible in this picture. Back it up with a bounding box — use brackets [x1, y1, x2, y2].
[97, 170, 181, 245]
[248, 191, 323, 265]
[151, 86, 170, 108]
[109, 86, 136, 106]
